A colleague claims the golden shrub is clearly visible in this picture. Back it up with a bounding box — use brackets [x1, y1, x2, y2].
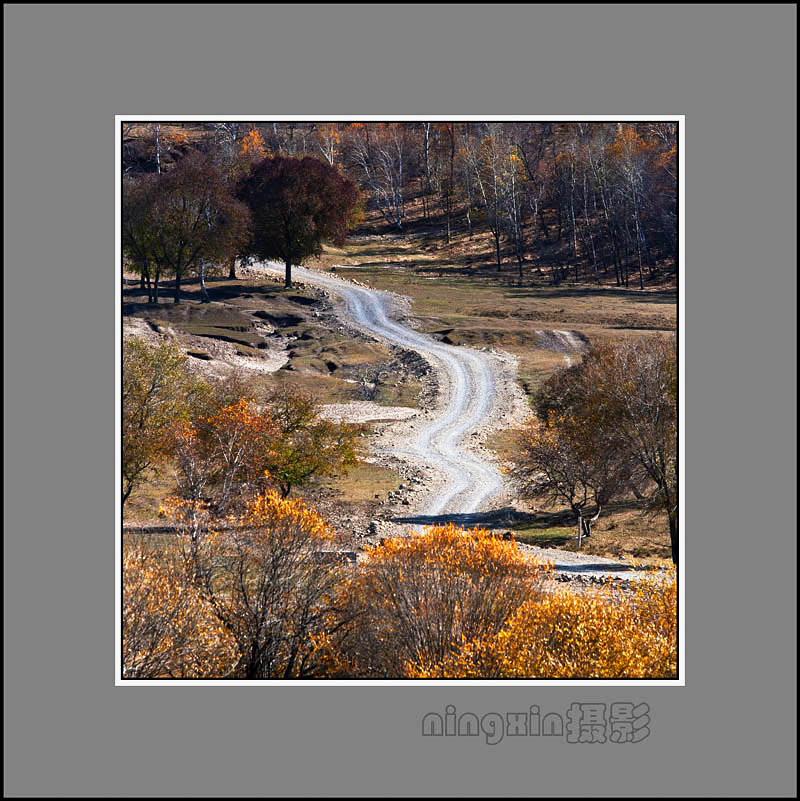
[122, 539, 238, 678]
[314, 524, 551, 678]
[408, 570, 677, 679]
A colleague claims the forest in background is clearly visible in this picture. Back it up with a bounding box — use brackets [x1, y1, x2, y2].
[123, 121, 677, 290]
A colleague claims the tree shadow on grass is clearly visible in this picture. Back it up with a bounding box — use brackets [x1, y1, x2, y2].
[390, 506, 530, 530]
[505, 285, 677, 304]
[547, 560, 639, 573]
[122, 275, 312, 311]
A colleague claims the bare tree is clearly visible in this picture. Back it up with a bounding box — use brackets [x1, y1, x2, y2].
[348, 124, 409, 230]
[465, 123, 505, 269]
[178, 492, 348, 678]
[513, 415, 629, 547]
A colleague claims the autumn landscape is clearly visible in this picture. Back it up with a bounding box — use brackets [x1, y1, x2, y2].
[121, 120, 679, 680]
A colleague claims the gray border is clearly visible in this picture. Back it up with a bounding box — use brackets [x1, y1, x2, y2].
[5, 4, 796, 797]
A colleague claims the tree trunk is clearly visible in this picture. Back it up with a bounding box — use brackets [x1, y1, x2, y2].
[284, 258, 292, 288]
[139, 259, 151, 300]
[494, 230, 501, 271]
[228, 256, 237, 280]
[122, 481, 133, 509]
[139, 260, 152, 303]
[154, 123, 162, 175]
[446, 123, 455, 244]
[244, 648, 265, 680]
[199, 264, 210, 303]
[174, 267, 181, 304]
[423, 122, 431, 220]
[583, 174, 599, 281]
[668, 510, 678, 565]
[583, 507, 601, 540]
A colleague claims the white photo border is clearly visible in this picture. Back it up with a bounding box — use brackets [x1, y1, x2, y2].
[115, 114, 685, 686]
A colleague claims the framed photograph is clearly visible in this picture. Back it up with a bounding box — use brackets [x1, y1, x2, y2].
[117, 116, 683, 685]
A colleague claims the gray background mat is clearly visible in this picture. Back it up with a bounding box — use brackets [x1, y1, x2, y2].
[4, 4, 796, 797]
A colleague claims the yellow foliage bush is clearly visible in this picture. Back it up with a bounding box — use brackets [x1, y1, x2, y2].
[122, 540, 238, 678]
[125, 505, 677, 680]
[180, 490, 342, 679]
[407, 571, 677, 679]
[313, 524, 551, 678]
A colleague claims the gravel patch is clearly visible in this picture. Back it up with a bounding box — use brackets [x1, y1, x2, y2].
[319, 402, 419, 424]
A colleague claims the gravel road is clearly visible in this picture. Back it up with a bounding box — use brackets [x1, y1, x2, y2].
[254, 262, 506, 518]
[231, 263, 663, 581]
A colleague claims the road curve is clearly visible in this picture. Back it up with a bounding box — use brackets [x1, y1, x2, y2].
[252, 264, 664, 580]
[255, 262, 505, 518]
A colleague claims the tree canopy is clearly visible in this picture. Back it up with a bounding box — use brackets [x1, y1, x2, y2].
[124, 153, 250, 303]
[237, 155, 358, 287]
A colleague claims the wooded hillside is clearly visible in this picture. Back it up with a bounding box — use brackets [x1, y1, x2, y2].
[123, 121, 677, 290]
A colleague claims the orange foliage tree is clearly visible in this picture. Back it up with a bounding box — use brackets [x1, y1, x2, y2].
[239, 126, 267, 161]
[172, 398, 278, 514]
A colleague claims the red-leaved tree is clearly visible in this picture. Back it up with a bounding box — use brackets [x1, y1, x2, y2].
[237, 155, 358, 287]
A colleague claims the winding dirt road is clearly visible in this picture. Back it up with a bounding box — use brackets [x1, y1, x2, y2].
[256, 262, 505, 518]
[253, 263, 660, 580]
